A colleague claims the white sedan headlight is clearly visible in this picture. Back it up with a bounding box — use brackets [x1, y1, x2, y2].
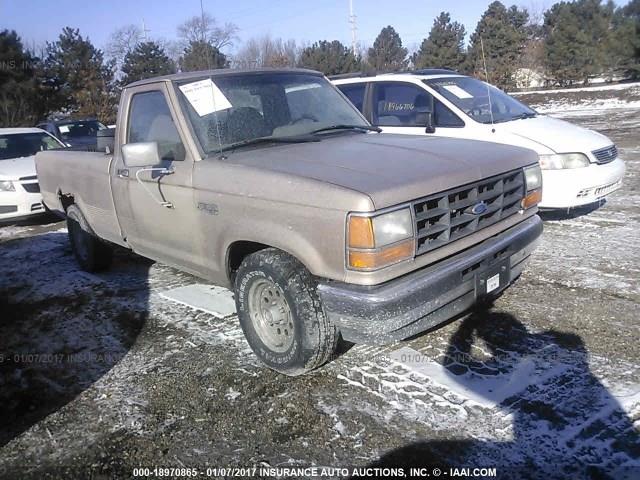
[539, 153, 589, 170]
[0, 180, 15, 192]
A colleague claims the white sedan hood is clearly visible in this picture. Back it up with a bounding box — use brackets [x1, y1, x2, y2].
[499, 115, 613, 154]
[0, 155, 37, 180]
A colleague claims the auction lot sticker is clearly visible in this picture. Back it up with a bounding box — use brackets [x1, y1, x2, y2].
[179, 78, 232, 116]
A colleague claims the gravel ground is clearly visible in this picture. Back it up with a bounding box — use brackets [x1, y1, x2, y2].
[1, 87, 639, 479]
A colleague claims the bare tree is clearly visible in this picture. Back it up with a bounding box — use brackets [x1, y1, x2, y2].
[233, 35, 298, 68]
[106, 25, 142, 70]
[177, 13, 238, 50]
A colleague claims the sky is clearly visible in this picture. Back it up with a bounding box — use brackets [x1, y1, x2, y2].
[0, 0, 632, 55]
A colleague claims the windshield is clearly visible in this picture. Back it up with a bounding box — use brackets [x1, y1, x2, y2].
[424, 77, 536, 124]
[0, 132, 63, 160]
[58, 120, 106, 139]
[175, 73, 368, 154]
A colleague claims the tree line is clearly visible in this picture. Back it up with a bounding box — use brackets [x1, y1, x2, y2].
[1, 0, 638, 127]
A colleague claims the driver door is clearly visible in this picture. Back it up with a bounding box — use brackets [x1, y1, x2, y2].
[111, 84, 200, 272]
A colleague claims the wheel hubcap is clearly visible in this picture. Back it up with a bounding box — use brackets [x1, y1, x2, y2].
[247, 278, 294, 353]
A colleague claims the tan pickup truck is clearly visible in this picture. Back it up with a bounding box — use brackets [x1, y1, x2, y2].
[36, 68, 543, 375]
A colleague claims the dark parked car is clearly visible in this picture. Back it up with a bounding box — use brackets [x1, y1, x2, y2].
[36, 118, 108, 148]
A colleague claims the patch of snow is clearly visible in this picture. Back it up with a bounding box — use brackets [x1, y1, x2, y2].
[389, 346, 569, 409]
[534, 99, 640, 115]
[511, 82, 640, 95]
[159, 283, 236, 318]
[225, 388, 241, 401]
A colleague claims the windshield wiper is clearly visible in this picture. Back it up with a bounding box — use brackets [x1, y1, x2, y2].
[309, 124, 382, 135]
[513, 112, 537, 120]
[218, 134, 319, 153]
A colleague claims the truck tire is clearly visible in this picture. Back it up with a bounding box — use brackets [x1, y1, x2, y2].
[234, 248, 339, 376]
[66, 204, 113, 272]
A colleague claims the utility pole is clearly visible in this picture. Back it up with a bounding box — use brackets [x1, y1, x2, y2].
[349, 0, 357, 56]
[141, 18, 151, 42]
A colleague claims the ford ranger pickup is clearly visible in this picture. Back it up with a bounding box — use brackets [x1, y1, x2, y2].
[35, 68, 543, 375]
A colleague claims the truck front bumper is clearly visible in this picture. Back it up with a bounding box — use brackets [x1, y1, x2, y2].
[317, 215, 543, 344]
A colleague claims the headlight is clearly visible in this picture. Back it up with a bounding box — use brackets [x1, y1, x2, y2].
[0, 180, 15, 192]
[524, 164, 542, 191]
[347, 207, 415, 270]
[522, 164, 542, 209]
[539, 153, 589, 170]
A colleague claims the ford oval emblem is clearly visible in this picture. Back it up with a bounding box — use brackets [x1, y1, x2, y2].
[470, 201, 488, 215]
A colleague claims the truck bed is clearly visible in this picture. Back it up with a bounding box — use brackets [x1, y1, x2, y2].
[35, 150, 122, 245]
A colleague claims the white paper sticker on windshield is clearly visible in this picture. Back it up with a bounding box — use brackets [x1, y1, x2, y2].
[179, 79, 232, 116]
[58, 125, 70, 133]
[443, 85, 474, 99]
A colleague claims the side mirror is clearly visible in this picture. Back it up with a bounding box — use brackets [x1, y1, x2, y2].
[415, 109, 436, 134]
[122, 142, 161, 167]
[423, 111, 436, 134]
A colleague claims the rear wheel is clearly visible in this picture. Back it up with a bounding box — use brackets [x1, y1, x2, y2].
[234, 248, 339, 375]
[66, 204, 113, 272]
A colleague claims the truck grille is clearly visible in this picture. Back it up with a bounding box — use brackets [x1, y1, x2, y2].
[21, 182, 40, 193]
[413, 169, 525, 255]
[592, 145, 617, 164]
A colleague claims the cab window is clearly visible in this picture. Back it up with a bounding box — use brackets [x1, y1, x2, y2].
[372, 82, 464, 128]
[128, 91, 186, 161]
[338, 83, 366, 113]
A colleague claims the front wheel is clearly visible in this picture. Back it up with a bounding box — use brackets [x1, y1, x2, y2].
[234, 248, 339, 375]
[66, 204, 113, 272]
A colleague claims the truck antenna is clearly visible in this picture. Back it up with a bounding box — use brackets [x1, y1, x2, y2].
[200, 0, 225, 158]
[480, 36, 495, 130]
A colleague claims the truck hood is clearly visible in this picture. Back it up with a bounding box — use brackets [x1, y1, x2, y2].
[499, 115, 613, 154]
[227, 133, 538, 210]
[0, 155, 36, 180]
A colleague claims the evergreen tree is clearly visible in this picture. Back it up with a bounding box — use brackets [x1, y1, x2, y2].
[367, 26, 408, 71]
[298, 40, 360, 75]
[0, 30, 44, 126]
[603, 6, 637, 79]
[44, 27, 115, 122]
[543, 0, 614, 85]
[467, 1, 529, 89]
[620, 0, 640, 78]
[121, 41, 176, 86]
[179, 40, 228, 72]
[412, 12, 466, 71]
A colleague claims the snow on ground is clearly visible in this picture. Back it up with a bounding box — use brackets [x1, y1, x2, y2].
[535, 98, 640, 115]
[511, 81, 640, 96]
[1, 87, 639, 478]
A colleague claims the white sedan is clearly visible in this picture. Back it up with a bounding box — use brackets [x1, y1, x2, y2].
[0, 128, 65, 222]
[333, 71, 625, 210]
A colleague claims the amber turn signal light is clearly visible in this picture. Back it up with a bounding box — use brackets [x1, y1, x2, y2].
[348, 239, 415, 270]
[348, 216, 375, 249]
[521, 189, 542, 209]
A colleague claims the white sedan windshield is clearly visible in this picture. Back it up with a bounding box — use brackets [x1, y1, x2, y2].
[425, 77, 536, 124]
[0, 133, 63, 160]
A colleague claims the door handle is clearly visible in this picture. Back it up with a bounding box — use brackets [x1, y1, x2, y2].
[135, 167, 176, 208]
[117, 169, 129, 178]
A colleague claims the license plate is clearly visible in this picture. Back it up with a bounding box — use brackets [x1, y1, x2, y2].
[486, 273, 500, 293]
[476, 259, 510, 297]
